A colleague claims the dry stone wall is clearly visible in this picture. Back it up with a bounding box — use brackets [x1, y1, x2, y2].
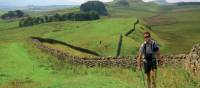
[31, 38, 137, 68]
[30, 37, 200, 74]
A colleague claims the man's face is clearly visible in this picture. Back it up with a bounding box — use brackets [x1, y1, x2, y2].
[144, 34, 151, 43]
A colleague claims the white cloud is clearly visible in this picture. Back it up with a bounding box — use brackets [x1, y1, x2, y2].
[167, 0, 200, 3]
[143, 0, 154, 2]
[1, 0, 200, 6]
[61, 0, 113, 4]
[0, 0, 114, 6]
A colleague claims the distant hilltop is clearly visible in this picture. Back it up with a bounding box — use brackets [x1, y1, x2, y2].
[0, 5, 77, 11]
[153, 0, 168, 5]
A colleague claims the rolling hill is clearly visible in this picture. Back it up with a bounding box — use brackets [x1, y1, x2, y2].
[0, 0, 200, 88]
[0, 5, 77, 12]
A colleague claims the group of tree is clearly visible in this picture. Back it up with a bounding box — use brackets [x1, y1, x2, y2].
[80, 1, 109, 16]
[19, 11, 100, 27]
[19, 1, 109, 27]
[1, 10, 25, 20]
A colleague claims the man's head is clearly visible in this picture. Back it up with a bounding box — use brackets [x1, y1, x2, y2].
[144, 32, 151, 43]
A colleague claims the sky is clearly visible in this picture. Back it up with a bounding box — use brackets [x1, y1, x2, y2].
[0, 0, 200, 6]
[143, 0, 200, 3]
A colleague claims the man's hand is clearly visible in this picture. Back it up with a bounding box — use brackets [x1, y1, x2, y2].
[137, 65, 141, 71]
[157, 58, 165, 65]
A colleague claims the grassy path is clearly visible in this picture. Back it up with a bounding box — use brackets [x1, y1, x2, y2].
[0, 42, 143, 88]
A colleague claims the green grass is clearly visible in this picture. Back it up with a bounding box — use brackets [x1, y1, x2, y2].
[1, 43, 199, 88]
[0, 11, 19, 31]
[40, 17, 162, 56]
[108, 7, 156, 18]
[0, 19, 19, 31]
[42, 18, 136, 56]
[0, 17, 158, 57]
[156, 65, 200, 88]
[0, 42, 54, 87]
[0, 41, 199, 88]
[26, 7, 80, 17]
[0, 11, 3, 15]
[152, 9, 200, 54]
[0, 3, 200, 88]
[0, 17, 161, 57]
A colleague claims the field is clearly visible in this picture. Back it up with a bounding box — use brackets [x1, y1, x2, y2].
[0, 42, 199, 88]
[0, 2, 200, 88]
[151, 8, 200, 54]
[0, 16, 163, 57]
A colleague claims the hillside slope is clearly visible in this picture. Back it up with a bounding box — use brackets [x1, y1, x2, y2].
[0, 1, 200, 88]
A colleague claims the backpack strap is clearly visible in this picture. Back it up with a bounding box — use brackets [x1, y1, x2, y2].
[144, 43, 146, 57]
[152, 41, 159, 52]
[151, 42, 153, 52]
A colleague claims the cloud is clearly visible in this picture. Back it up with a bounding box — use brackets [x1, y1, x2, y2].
[0, 0, 114, 6]
[67, 0, 113, 3]
[167, 0, 200, 3]
[0, 0, 200, 6]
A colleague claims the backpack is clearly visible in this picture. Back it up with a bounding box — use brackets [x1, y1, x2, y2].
[143, 41, 159, 60]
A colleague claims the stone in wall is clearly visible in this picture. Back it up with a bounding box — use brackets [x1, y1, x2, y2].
[186, 44, 200, 75]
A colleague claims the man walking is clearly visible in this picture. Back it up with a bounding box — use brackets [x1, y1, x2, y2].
[137, 32, 161, 88]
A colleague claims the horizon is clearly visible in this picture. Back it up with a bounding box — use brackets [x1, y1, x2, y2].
[0, 0, 200, 7]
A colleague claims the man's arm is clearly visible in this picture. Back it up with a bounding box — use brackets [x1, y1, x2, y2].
[156, 50, 162, 64]
[156, 50, 160, 59]
[153, 41, 161, 63]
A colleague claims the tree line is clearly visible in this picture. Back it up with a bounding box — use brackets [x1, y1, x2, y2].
[19, 11, 100, 27]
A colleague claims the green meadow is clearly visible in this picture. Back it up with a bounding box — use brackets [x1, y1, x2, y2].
[152, 8, 200, 54]
[0, 42, 199, 88]
[0, 1, 200, 88]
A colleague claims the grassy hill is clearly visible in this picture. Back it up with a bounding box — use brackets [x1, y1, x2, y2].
[0, 10, 4, 15]
[108, 0, 161, 12]
[0, 17, 162, 57]
[0, 5, 77, 12]
[0, 42, 199, 88]
[149, 7, 200, 54]
[41, 17, 160, 57]
[26, 7, 80, 17]
[0, 19, 19, 31]
[0, 1, 200, 88]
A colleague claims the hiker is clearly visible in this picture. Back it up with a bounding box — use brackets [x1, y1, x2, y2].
[137, 32, 161, 88]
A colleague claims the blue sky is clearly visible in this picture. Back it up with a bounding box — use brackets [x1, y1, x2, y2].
[0, 0, 200, 6]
